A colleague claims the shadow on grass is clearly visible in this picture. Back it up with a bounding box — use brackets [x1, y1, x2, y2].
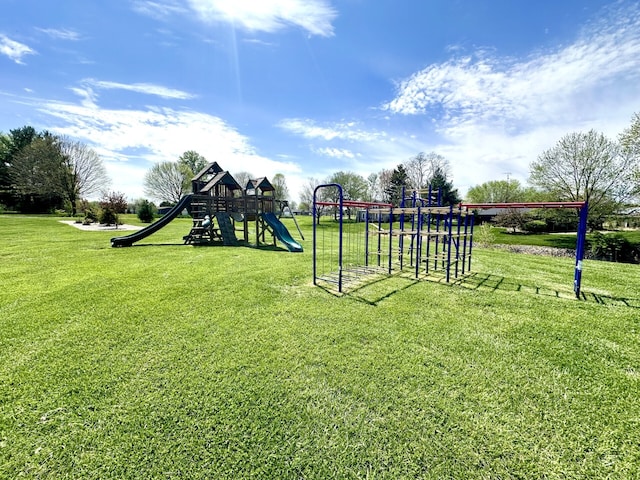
[317, 269, 640, 309]
[455, 272, 640, 308]
[316, 271, 421, 306]
[120, 242, 289, 252]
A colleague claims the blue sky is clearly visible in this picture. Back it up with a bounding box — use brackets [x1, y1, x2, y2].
[2, 0, 639, 202]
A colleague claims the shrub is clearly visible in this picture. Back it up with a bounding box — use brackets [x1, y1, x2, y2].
[523, 220, 547, 233]
[137, 200, 155, 223]
[99, 207, 118, 226]
[475, 223, 497, 247]
[589, 232, 639, 263]
[84, 208, 98, 223]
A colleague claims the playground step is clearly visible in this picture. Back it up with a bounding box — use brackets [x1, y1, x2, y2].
[215, 212, 239, 246]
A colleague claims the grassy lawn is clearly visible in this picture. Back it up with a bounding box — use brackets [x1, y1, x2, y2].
[1, 214, 639, 478]
[491, 226, 640, 250]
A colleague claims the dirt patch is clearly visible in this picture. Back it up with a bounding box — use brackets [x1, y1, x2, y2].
[59, 220, 143, 232]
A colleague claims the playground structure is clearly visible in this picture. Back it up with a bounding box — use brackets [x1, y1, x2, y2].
[313, 184, 474, 292]
[111, 162, 303, 251]
[461, 201, 588, 298]
[313, 184, 589, 298]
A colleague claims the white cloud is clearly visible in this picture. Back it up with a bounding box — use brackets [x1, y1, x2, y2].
[132, 1, 189, 21]
[36, 99, 299, 200]
[314, 147, 355, 159]
[278, 118, 385, 142]
[136, 0, 337, 37]
[379, 1, 640, 194]
[383, 3, 640, 131]
[82, 78, 196, 100]
[0, 34, 36, 64]
[36, 28, 81, 41]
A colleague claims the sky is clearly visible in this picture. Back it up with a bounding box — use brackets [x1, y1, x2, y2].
[2, 0, 640, 203]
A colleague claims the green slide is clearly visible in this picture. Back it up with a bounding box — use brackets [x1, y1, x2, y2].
[262, 212, 303, 252]
[111, 195, 192, 247]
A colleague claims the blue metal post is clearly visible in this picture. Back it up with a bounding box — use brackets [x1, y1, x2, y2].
[574, 202, 588, 298]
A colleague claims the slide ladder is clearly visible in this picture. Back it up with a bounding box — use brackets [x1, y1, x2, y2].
[215, 212, 239, 246]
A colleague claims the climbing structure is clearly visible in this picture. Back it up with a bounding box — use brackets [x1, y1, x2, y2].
[313, 183, 473, 292]
[111, 162, 302, 251]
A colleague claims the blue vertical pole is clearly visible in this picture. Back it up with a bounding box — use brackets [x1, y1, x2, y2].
[415, 207, 421, 278]
[574, 202, 588, 299]
[364, 208, 370, 267]
[467, 213, 475, 273]
[388, 207, 394, 273]
[446, 205, 453, 282]
[337, 186, 344, 292]
[461, 208, 469, 275]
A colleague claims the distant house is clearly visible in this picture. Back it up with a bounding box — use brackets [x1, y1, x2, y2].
[605, 207, 640, 229]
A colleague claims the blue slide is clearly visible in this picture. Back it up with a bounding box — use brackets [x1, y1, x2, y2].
[262, 212, 303, 252]
[111, 195, 193, 247]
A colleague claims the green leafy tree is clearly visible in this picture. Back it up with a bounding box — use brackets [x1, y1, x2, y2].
[179, 151, 208, 176]
[178, 151, 208, 192]
[272, 173, 289, 200]
[10, 134, 67, 212]
[326, 171, 368, 219]
[466, 179, 525, 203]
[1, 126, 39, 208]
[144, 161, 188, 204]
[530, 130, 638, 228]
[137, 199, 156, 223]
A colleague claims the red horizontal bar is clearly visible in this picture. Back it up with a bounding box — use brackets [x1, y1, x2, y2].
[316, 201, 393, 208]
[461, 202, 586, 209]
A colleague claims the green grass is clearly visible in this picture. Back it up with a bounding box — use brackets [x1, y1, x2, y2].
[1, 214, 640, 478]
[492, 227, 640, 250]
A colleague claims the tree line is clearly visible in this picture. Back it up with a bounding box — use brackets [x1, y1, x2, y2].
[4, 113, 638, 229]
[300, 114, 640, 230]
[1, 126, 111, 214]
[142, 153, 291, 205]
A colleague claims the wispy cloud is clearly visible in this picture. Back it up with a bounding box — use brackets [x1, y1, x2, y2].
[135, 0, 337, 37]
[80, 78, 196, 100]
[132, 0, 188, 21]
[0, 34, 36, 64]
[279, 118, 385, 142]
[36, 28, 81, 41]
[383, 2, 640, 135]
[314, 147, 356, 159]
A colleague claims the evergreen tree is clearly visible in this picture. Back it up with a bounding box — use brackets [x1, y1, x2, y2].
[384, 164, 409, 206]
[429, 167, 461, 206]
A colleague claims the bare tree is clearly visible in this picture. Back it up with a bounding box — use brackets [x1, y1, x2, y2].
[620, 113, 640, 193]
[299, 177, 324, 223]
[404, 152, 450, 190]
[377, 168, 394, 203]
[530, 130, 638, 227]
[366, 173, 379, 202]
[58, 136, 110, 215]
[144, 161, 187, 204]
[233, 171, 255, 191]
